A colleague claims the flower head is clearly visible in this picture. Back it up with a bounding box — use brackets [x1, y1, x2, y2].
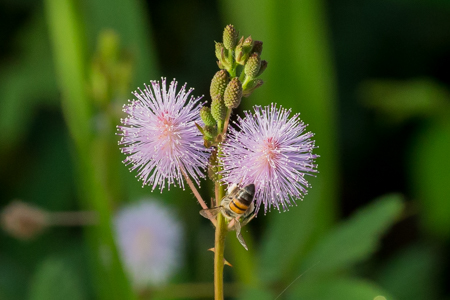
[114, 199, 182, 289]
[117, 78, 209, 191]
[221, 104, 318, 214]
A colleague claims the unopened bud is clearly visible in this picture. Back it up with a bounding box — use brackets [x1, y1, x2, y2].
[223, 24, 238, 50]
[224, 78, 243, 109]
[257, 60, 268, 77]
[252, 41, 263, 55]
[215, 42, 225, 61]
[203, 125, 218, 139]
[243, 36, 253, 52]
[235, 36, 254, 65]
[1, 201, 48, 240]
[244, 53, 261, 79]
[243, 79, 264, 97]
[210, 70, 229, 99]
[200, 107, 216, 127]
[211, 95, 227, 122]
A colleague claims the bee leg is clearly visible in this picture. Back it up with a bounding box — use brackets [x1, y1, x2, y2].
[234, 219, 248, 251]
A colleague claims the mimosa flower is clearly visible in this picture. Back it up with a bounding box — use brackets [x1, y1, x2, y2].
[117, 78, 209, 192]
[221, 104, 319, 214]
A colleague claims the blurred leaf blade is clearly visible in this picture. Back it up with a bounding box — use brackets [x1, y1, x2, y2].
[258, 195, 319, 283]
[29, 256, 86, 300]
[376, 243, 441, 300]
[300, 194, 403, 276]
[44, 0, 136, 299]
[409, 115, 450, 239]
[0, 13, 59, 154]
[288, 278, 395, 300]
[360, 79, 450, 124]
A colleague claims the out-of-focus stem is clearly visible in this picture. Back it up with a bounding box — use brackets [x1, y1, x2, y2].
[48, 211, 98, 226]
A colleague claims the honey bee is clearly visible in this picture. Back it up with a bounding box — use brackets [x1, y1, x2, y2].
[200, 183, 256, 250]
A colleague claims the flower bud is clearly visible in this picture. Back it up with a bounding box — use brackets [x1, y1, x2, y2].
[224, 78, 243, 109]
[200, 107, 216, 127]
[203, 125, 218, 140]
[252, 40, 263, 55]
[215, 42, 225, 61]
[210, 70, 229, 99]
[223, 24, 238, 50]
[211, 95, 227, 122]
[243, 36, 254, 52]
[235, 36, 254, 65]
[1, 201, 49, 240]
[257, 60, 268, 77]
[244, 53, 261, 79]
[243, 79, 264, 97]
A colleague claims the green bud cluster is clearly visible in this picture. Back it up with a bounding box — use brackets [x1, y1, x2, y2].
[215, 25, 267, 99]
[199, 24, 268, 147]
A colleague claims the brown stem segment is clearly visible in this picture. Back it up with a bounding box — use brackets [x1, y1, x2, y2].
[181, 167, 217, 227]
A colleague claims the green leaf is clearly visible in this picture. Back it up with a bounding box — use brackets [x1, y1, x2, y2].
[300, 194, 403, 276]
[360, 79, 449, 124]
[257, 189, 321, 283]
[0, 257, 29, 300]
[376, 244, 440, 300]
[288, 278, 395, 300]
[29, 256, 86, 300]
[0, 13, 58, 153]
[237, 286, 275, 300]
[409, 115, 450, 239]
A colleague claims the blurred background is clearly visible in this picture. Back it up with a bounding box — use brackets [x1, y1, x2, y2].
[1, 0, 450, 299]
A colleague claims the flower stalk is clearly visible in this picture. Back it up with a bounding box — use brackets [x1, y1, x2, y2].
[214, 206, 227, 300]
[213, 146, 227, 300]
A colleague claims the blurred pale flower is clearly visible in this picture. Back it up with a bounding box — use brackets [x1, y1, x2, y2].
[117, 78, 209, 192]
[114, 200, 182, 288]
[221, 104, 318, 214]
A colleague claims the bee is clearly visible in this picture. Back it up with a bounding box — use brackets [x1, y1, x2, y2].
[200, 183, 256, 250]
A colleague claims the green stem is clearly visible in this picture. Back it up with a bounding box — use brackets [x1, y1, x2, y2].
[214, 212, 227, 300]
[214, 142, 228, 300]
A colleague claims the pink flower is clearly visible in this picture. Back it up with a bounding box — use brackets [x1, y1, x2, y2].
[117, 78, 209, 192]
[221, 104, 319, 214]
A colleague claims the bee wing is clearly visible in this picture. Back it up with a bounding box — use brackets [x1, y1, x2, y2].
[233, 219, 248, 251]
[240, 202, 256, 227]
[199, 207, 222, 220]
[240, 212, 256, 227]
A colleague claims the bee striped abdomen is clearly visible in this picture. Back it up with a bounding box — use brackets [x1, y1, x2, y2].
[230, 198, 249, 214]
